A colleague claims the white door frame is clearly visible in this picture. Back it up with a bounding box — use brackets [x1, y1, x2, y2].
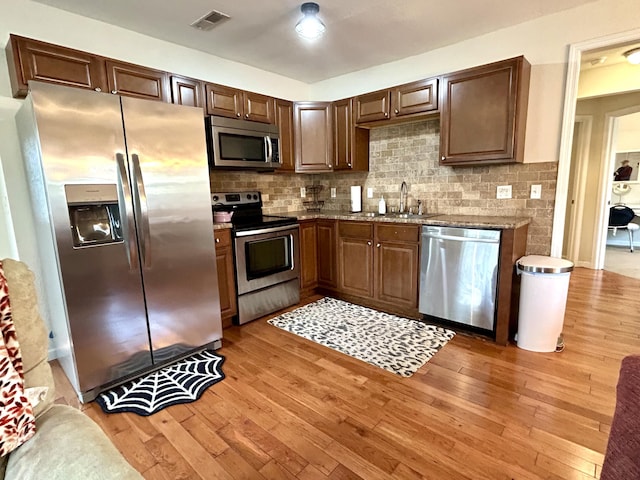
[550, 28, 640, 258]
[565, 115, 592, 264]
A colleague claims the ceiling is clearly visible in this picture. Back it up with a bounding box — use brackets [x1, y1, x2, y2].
[581, 41, 640, 71]
[34, 0, 599, 83]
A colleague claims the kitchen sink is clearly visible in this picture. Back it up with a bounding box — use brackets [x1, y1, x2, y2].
[350, 212, 440, 219]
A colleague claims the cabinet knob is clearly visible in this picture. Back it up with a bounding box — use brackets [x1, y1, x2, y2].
[111, 90, 117, 94]
[236, 112, 241, 117]
[384, 112, 389, 117]
[347, 163, 352, 168]
[367, 241, 372, 246]
[441, 156, 446, 161]
[394, 109, 399, 114]
[94, 87, 102, 92]
[245, 113, 249, 119]
[215, 238, 220, 243]
[376, 243, 381, 248]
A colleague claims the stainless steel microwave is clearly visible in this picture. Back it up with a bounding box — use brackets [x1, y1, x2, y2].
[206, 116, 280, 170]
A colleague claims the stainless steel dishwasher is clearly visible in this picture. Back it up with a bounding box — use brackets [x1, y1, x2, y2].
[419, 226, 501, 333]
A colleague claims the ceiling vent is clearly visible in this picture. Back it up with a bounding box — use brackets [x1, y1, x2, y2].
[190, 9, 231, 31]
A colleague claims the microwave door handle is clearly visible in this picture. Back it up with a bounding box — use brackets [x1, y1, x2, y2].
[115, 153, 138, 271]
[131, 153, 152, 269]
[265, 136, 273, 163]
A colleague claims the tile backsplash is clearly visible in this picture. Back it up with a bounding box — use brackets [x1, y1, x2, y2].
[210, 119, 557, 255]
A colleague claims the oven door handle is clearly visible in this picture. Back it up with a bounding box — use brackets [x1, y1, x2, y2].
[235, 224, 299, 237]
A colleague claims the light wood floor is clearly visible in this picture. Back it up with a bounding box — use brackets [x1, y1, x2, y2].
[52, 267, 640, 479]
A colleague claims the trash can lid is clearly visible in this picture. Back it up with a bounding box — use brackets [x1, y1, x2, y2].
[516, 255, 574, 273]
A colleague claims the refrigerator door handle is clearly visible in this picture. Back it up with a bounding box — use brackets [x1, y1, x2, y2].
[131, 153, 152, 268]
[115, 153, 138, 270]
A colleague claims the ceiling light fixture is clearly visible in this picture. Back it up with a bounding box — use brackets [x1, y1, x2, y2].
[295, 2, 326, 40]
[623, 47, 640, 65]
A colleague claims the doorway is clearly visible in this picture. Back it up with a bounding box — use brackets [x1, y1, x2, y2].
[552, 28, 640, 267]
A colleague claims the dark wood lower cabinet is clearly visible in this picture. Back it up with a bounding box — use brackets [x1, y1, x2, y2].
[375, 241, 419, 309]
[317, 219, 337, 288]
[214, 229, 237, 328]
[299, 220, 318, 297]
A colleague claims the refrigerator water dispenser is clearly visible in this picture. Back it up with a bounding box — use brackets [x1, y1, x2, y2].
[65, 184, 123, 247]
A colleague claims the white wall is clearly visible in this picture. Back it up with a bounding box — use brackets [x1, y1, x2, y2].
[579, 62, 640, 99]
[617, 112, 640, 152]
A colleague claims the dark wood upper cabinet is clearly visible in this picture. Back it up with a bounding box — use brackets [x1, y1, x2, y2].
[275, 99, 295, 172]
[294, 102, 333, 173]
[106, 60, 169, 102]
[355, 78, 438, 125]
[205, 84, 275, 123]
[439, 56, 530, 166]
[6, 34, 107, 97]
[244, 91, 275, 124]
[170, 75, 204, 109]
[391, 78, 438, 117]
[205, 83, 243, 118]
[333, 98, 369, 171]
[354, 90, 391, 123]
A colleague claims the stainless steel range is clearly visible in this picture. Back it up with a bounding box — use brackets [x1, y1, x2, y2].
[212, 192, 300, 324]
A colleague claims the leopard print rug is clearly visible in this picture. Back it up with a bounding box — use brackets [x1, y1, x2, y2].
[268, 297, 455, 377]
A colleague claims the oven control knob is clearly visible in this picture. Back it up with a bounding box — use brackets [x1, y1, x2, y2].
[212, 195, 219, 202]
[247, 194, 251, 200]
[253, 194, 258, 200]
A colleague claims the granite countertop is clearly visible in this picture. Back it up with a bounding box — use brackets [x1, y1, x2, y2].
[285, 210, 530, 229]
[213, 222, 233, 230]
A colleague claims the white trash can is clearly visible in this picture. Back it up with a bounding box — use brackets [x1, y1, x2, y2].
[516, 255, 574, 352]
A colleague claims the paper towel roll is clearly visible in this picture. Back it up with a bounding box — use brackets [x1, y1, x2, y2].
[350, 186, 362, 213]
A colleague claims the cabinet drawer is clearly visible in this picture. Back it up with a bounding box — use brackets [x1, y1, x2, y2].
[214, 229, 232, 248]
[339, 221, 373, 239]
[376, 224, 420, 243]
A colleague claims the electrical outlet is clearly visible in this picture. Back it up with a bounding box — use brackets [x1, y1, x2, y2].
[300, 187, 306, 198]
[530, 184, 542, 199]
[330, 187, 336, 198]
[367, 188, 374, 198]
[496, 185, 512, 199]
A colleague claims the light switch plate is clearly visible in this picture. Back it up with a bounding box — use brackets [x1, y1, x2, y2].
[496, 185, 512, 199]
[330, 187, 336, 198]
[300, 187, 306, 198]
[367, 188, 374, 198]
[530, 184, 542, 199]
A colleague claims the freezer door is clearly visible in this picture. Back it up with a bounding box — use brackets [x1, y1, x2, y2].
[419, 226, 500, 331]
[25, 83, 152, 394]
[121, 97, 222, 362]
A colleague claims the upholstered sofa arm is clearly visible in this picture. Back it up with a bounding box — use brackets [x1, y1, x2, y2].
[601, 355, 640, 479]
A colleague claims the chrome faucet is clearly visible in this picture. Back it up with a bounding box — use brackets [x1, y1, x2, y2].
[399, 181, 408, 213]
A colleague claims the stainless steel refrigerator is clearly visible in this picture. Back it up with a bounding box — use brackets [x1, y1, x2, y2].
[16, 82, 222, 402]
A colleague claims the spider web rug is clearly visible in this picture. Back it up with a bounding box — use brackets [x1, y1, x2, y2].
[268, 297, 455, 377]
[95, 349, 225, 416]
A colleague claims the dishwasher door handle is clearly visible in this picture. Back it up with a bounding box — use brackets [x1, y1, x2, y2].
[423, 233, 500, 244]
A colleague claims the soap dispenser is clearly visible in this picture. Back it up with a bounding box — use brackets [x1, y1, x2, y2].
[378, 195, 386, 214]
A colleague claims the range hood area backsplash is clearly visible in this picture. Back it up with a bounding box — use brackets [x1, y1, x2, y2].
[209, 119, 557, 255]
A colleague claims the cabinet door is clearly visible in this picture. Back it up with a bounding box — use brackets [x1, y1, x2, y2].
[244, 92, 276, 124]
[317, 219, 337, 288]
[299, 220, 318, 293]
[337, 222, 374, 298]
[440, 56, 530, 165]
[338, 237, 374, 298]
[391, 78, 438, 117]
[276, 99, 295, 171]
[354, 90, 390, 123]
[205, 83, 243, 118]
[170, 75, 204, 109]
[294, 102, 333, 173]
[6, 35, 107, 97]
[375, 242, 419, 309]
[214, 230, 237, 328]
[333, 98, 352, 170]
[106, 60, 169, 102]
